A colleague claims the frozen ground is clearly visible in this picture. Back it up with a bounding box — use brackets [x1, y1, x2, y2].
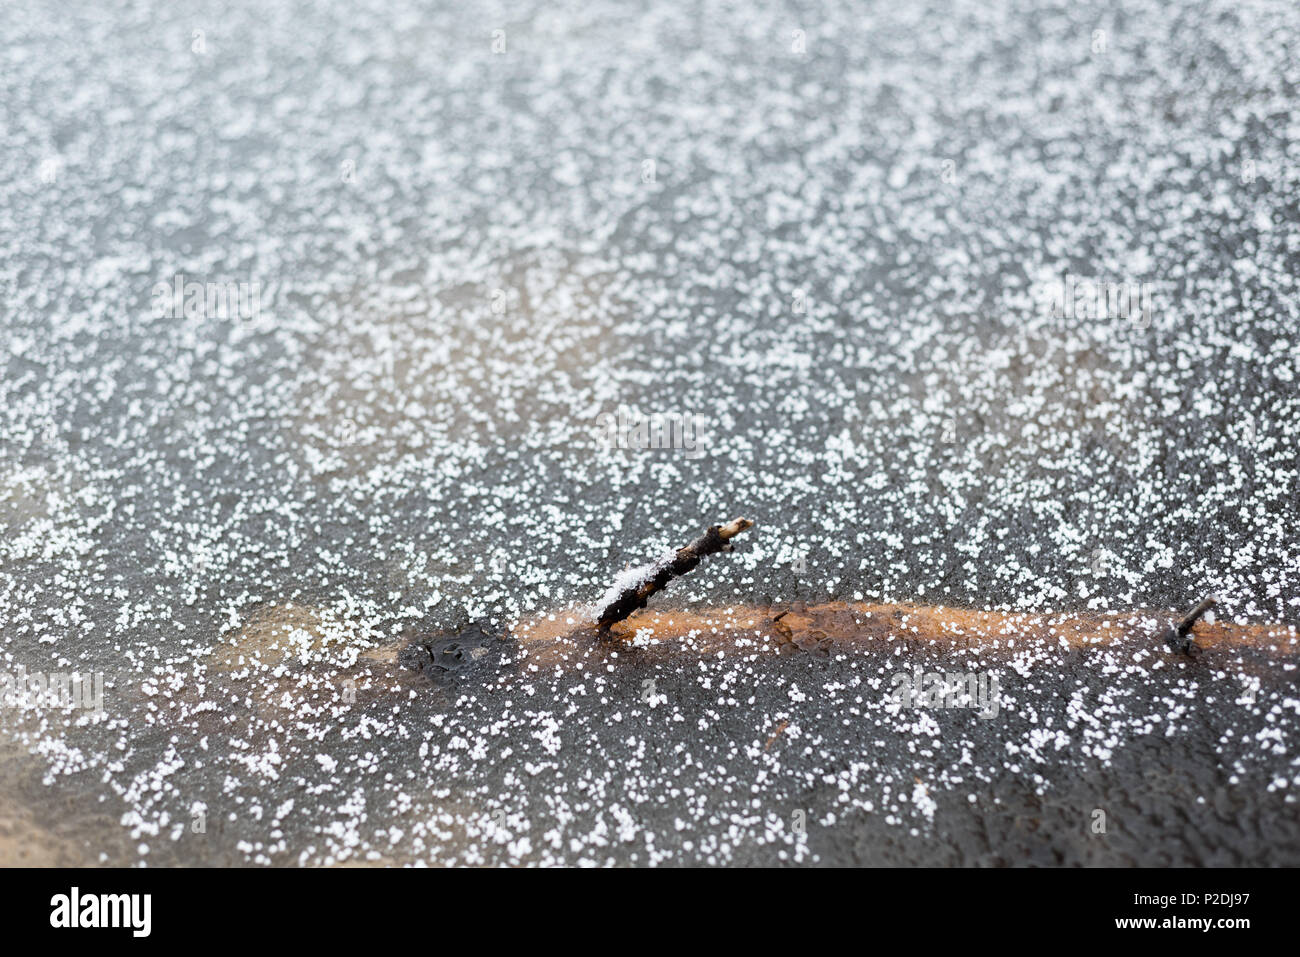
[0, 0, 1297, 865]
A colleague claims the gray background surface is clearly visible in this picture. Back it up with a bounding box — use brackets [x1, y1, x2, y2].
[1, 0, 1297, 865]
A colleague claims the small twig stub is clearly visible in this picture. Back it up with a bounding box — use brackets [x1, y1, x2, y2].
[594, 517, 755, 632]
[1163, 596, 1216, 656]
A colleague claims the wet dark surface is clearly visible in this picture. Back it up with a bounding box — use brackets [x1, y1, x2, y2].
[0, 0, 1297, 864]
[382, 616, 1300, 866]
[398, 622, 506, 684]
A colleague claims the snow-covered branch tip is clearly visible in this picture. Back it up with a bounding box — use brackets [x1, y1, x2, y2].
[594, 518, 755, 633]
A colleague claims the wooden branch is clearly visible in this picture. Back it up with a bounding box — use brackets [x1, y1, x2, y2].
[594, 518, 755, 632]
[512, 599, 1296, 672]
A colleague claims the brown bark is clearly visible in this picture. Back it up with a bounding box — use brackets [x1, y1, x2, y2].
[512, 598, 1296, 673]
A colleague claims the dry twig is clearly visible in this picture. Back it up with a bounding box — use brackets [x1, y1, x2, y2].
[1162, 596, 1216, 656]
[594, 517, 755, 632]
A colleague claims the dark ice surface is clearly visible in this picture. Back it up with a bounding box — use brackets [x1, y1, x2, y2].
[0, 0, 1297, 865]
